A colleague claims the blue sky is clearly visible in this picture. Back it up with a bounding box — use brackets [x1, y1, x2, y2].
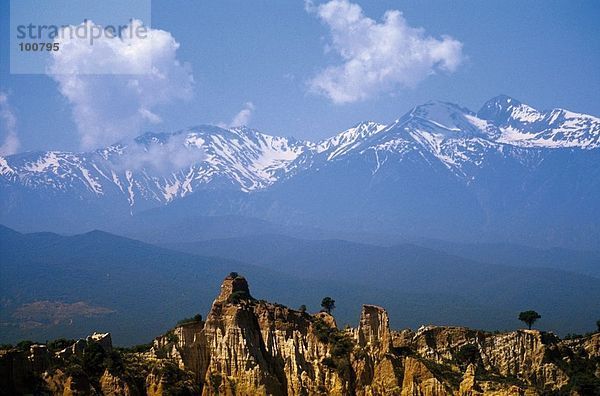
[1, 0, 599, 152]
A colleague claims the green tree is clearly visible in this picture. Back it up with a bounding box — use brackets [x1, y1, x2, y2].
[321, 297, 335, 314]
[177, 314, 202, 326]
[228, 290, 252, 303]
[518, 310, 541, 330]
[104, 351, 125, 376]
[299, 304, 307, 313]
[16, 340, 34, 351]
[82, 342, 107, 379]
[47, 338, 75, 352]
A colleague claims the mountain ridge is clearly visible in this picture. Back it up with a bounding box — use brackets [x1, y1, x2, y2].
[2, 95, 598, 205]
[1, 95, 599, 248]
[3, 224, 600, 343]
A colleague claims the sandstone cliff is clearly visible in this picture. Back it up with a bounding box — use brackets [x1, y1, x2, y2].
[1, 273, 599, 395]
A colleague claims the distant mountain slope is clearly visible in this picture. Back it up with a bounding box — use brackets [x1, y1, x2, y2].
[410, 238, 600, 278]
[165, 234, 600, 335]
[1, 96, 599, 248]
[1, 225, 281, 344]
[1, 225, 527, 345]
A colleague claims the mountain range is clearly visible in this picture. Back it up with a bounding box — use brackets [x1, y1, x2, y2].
[1, 95, 599, 248]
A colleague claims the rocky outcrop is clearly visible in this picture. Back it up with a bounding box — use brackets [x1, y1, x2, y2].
[458, 363, 478, 396]
[2, 273, 599, 395]
[582, 332, 600, 358]
[356, 305, 392, 357]
[153, 320, 208, 382]
[392, 325, 571, 393]
[42, 368, 95, 396]
[352, 304, 403, 395]
[99, 369, 136, 396]
[480, 330, 568, 391]
[199, 274, 349, 395]
[56, 331, 113, 361]
[401, 356, 449, 396]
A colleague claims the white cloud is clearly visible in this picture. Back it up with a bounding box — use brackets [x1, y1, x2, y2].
[219, 102, 255, 128]
[47, 19, 194, 150]
[116, 134, 205, 175]
[306, 0, 464, 104]
[0, 92, 20, 156]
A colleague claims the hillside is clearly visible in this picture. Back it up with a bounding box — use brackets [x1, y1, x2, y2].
[0, 226, 523, 345]
[165, 234, 600, 335]
[1, 274, 599, 395]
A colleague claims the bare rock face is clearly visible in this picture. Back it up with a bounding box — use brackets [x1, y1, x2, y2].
[458, 364, 479, 396]
[153, 320, 208, 383]
[400, 356, 449, 396]
[314, 311, 337, 329]
[202, 301, 283, 394]
[408, 325, 487, 363]
[357, 305, 392, 357]
[150, 274, 342, 395]
[395, 326, 572, 394]
[57, 332, 113, 361]
[99, 369, 135, 396]
[89, 333, 113, 353]
[352, 304, 403, 395]
[143, 360, 198, 396]
[480, 330, 568, 391]
[42, 368, 69, 395]
[61, 371, 95, 396]
[214, 273, 251, 304]
[199, 275, 349, 395]
[582, 332, 600, 358]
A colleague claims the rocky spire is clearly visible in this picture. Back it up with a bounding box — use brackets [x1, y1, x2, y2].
[214, 272, 251, 304]
[356, 304, 392, 356]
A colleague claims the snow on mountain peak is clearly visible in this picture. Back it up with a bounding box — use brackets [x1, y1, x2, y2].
[316, 121, 387, 160]
[390, 100, 504, 151]
[475, 97, 600, 149]
[478, 95, 520, 119]
[413, 100, 472, 122]
[2, 96, 598, 212]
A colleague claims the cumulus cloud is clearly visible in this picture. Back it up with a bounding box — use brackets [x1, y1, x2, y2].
[47, 19, 194, 150]
[219, 102, 255, 128]
[0, 92, 20, 156]
[116, 134, 205, 175]
[306, 0, 464, 104]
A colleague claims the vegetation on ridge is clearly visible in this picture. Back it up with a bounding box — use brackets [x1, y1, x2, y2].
[176, 314, 203, 326]
[320, 296, 335, 314]
[519, 310, 542, 330]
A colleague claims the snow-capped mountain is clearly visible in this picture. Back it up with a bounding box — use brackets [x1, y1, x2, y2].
[1, 95, 599, 248]
[0, 126, 311, 208]
[478, 95, 600, 149]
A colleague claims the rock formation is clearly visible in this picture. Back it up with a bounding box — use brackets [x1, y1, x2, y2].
[1, 273, 599, 395]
